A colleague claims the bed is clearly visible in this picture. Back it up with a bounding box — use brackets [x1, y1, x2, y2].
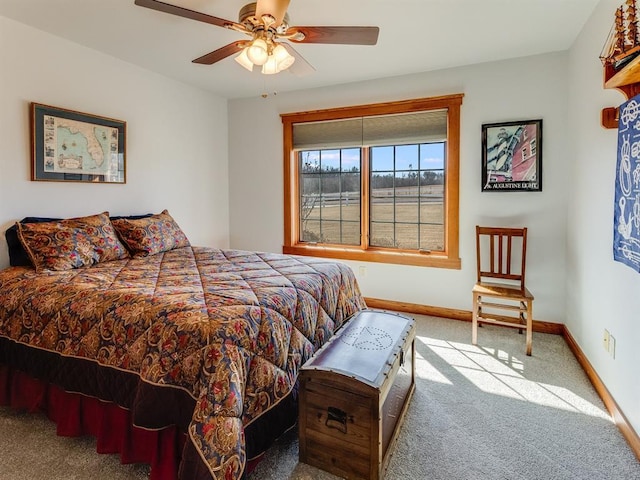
[0, 211, 366, 479]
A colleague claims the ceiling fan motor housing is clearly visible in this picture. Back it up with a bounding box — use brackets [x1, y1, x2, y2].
[239, 2, 290, 31]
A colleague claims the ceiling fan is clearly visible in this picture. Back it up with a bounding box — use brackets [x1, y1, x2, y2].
[134, 0, 379, 75]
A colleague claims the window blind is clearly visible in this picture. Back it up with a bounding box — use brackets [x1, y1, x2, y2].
[292, 109, 447, 150]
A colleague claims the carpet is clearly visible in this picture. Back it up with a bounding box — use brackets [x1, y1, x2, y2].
[1, 314, 638, 479]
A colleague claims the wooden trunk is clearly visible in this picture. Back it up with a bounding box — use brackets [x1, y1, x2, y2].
[298, 310, 416, 480]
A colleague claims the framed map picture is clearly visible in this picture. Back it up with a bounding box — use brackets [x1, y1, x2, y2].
[481, 119, 542, 192]
[30, 103, 126, 183]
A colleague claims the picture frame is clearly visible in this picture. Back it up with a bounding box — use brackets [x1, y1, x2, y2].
[481, 119, 542, 192]
[30, 102, 126, 183]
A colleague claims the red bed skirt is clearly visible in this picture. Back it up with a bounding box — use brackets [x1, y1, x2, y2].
[0, 364, 184, 479]
[0, 364, 267, 479]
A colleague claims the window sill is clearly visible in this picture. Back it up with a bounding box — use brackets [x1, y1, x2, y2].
[282, 244, 461, 269]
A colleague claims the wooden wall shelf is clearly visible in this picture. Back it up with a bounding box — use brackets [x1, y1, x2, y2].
[605, 55, 640, 90]
[602, 56, 640, 129]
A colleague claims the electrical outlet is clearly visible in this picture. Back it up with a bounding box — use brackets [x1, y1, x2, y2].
[358, 266, 366, 277]
[603, 329, 610, 352]
[609, 335, 616, 359]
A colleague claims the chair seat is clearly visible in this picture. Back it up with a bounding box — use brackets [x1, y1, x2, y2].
[473, 282, 534, 301]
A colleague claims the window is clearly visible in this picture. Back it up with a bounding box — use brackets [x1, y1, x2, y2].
[282, 94, 463, 269]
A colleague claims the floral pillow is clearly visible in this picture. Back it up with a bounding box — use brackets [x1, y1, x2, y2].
[16, 212, 129, 272]
[111, 209, 190, 257]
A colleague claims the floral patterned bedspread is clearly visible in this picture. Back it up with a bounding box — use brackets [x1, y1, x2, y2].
[0, 247, 366, 479]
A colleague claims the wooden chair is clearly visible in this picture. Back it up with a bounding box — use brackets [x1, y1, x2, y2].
[472, 226, 534, 356]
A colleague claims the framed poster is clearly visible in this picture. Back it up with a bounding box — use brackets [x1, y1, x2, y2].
[30, 102, 126, 183]
[481, 119, 542, 192]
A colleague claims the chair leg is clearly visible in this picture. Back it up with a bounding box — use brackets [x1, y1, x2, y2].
[518, 302, 524, 334]
[472, 293, 479, 346]
[525, 299, 533, 356]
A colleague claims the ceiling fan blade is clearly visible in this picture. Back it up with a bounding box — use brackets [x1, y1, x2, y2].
[281, 43, 315, 77]
[287, 26, 379, 45]
[192, 41, 248, 65]
[134, 0, 235, 28]
[255, 0, 291, 27]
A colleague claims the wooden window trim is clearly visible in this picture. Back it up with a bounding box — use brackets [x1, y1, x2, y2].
[282, 94, 463, 269]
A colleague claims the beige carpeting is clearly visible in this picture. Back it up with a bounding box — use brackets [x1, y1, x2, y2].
[1, 314, 639, 479]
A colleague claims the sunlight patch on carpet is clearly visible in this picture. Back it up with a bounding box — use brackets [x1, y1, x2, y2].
[416, 334, 611, 419]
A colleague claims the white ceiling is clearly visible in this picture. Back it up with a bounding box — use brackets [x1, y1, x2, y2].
[0, 0, 600, 99]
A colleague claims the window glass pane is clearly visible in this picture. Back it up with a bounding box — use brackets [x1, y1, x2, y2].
[370, 222, 396, 248]
[302, 196, 321, 220]
[299, 148, 361, 247]
[301, 173, 320, 194]
[323, 196, 340, 216]
[421, 170, 444, 187]
[318, 220, 361, 245]
[320, 150, 340, 171]
[395, 145, 419, 171]
[300, 171, 321, 223]
[302, 220, 321, 243]
[396, 170, 419, 189]
[341, 173, 360, 222]
[371, 172, 394, 191]
[396, 199, 419, 223]
[342, 148, 361, 172]
[369, 143, 445, 252]
[371, 198, 393, 222]
[420, 224, 444, 251]
[341, 221, 360, 245]
[320, 220, 342, 244]
[341, 172, 360, 194]
[342, 199, 360, 221]
[371, 146, 393, 171]
[420, 143, 445, 170]
[301, 197, 318, 223]
[320, 172, 340, 199]
[301, 150, 320, 169]
[396, 223, 419, 250]
[319, 174, 340, 194]
[420, 200, 444, 225]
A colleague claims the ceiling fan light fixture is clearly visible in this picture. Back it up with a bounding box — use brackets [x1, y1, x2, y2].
[272, 44, 295, 71]
[261, 54, 279, 75]
[261, 44, 295, 74]
[234, 47, 254, 71]
[246, 38, 269, 65]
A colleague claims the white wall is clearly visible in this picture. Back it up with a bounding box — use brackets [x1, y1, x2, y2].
[229, 53, 569, 323]
[567, 0, 640, 434]
[0, 16, 230, 269]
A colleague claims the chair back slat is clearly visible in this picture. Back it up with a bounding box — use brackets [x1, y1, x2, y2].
[476, 226, 528, 290]
[489, 235, 500, 273]
[506, 237, 512, 275]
